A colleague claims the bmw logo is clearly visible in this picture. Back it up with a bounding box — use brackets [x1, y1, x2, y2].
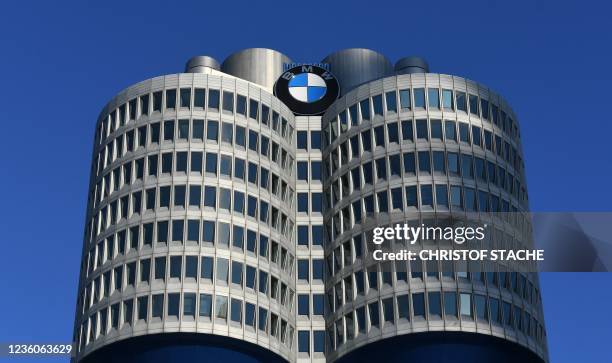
[274, 65, 339, 116]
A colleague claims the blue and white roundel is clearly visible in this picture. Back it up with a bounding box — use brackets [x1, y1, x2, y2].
[288, 73, 327, 103]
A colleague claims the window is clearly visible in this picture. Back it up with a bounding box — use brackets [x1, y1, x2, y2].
[205, 153, 217, 175]
[170, 255, 182, 279]
[431, 119, 443, 140]
[298, 193, 308, 213]
[469, 94, 479, 115]
[448, 152, 459, 175]
[235, 126, 245, 148]
[192, 119, 204, 140]
[406, 186, 417, 207]
[490, 298, 501, 324]
[297, 161, 308, 181]
[460, 293, 472, 318]
[418, 151, 430, 173]
[167, 293, 180, 317]
[428, 292, 441, 317]
[458, 123, 470, 144]
[433, 151, 445, 173]
[236, 95, 247, 116]
[180, 88, 191, 108]
[248, 130, 258, 152]
[176, 152, 187, 173]
[436, 184, 448, 207]
[461, 154, 473, 178]
[172, 219, 185, 242]
[199, 294, 212, 318]
[140, 94, 150, 116]
[184, 293, 196, 317]
[187, 220, 199, 243]
[313, 330, 325, 352]
[163, 120, 174, 141]
[298, 330, 310, 353]
[258, 307, 268, 332]
[220, 155, 232, 177]
[373, 95, 383, 116]
[245, 265, 255, 289]
[204, 186, 216, 209]
[298, 259, 309, 281]
[153, 92, 162, 112]
[383, 298, 394, 323]
[312, 193, 322, 213]
[207, 120, 218, 141]
[249, 99, 259, 120]
[208, 89, 220, 110]
[414, 88, 425, 108]
[472, 126, 481, 147]
[178, 119, 189, 139]
[416, 119, 428, 140]
[413, 293, 425, 317]
[298, 294, 309, 316]
[480, 99, 489, 120]
[399, 89, 411, 110]
[221, 122, 233, 144]
[369, 302, 380, 328]
[201, 256, 213, 280]
[215, 295, 228, 319]
[401, 120, 413, 142]
[154, 257, 166, 281]
[311, 131, 321, 150]
[475, 294, 488, 321]
[216, 258, 229, 284]
[420, 185, 433, 207]
[360, 98, 371, 121]
[231, 298, 242, 323]
[297, 131, 307, 149]
[456, 91, 467, 112]
[312, 259, 324, 280]
[451, 186, 462, 208]
[234, 158, 245, 180]
[445, 120, 456, 141]
[233, 191, 244, 214]
[218, 222, 230, 246]
[231, 261, 243, 285]
[387, 122, 399, 144]
[165, 89, 176, 110]
[148, 295, 162, 320]
[313, 294, 324, 315]
[428, 88, 439, 109]
[444, 292, 457, 317]
[374, 125, 385, 147]
[194, 89, 205, 108]
[442, 89, 453, 110]
[385, 91, 397, 112]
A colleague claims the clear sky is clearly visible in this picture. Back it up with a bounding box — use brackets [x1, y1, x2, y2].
[0, 0, 611, 362]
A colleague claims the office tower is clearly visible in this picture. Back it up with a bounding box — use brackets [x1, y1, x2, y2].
[73, 48, 547, 363]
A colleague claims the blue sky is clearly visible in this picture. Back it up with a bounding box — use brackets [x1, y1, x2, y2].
[0, 0, 611, 362]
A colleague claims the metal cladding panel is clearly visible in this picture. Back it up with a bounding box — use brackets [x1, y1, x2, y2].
[221, 48, 292, 90]
[321, 48, 393, 96]
[394, 56, 430, 74]
[185, 55, 221, 73]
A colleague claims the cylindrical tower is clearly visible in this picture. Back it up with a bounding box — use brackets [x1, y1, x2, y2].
[73, 69, 297, 362]
[321, 72, 547, 362]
